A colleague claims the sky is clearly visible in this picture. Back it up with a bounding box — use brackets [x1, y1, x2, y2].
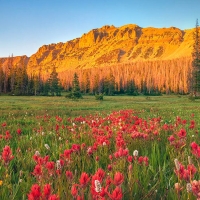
[0, 0, 200, 57]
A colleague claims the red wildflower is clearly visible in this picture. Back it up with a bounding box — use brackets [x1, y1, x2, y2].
[46, 161, 55, 176]
[127, 155, 133, 162]
[28, 184, 41, 200]
[66, 170, 73, 180]
[107, 164, 112, 171]
[95, 168, 105, 182]
[177, 129, 186, 138]
[1, 145, 14, 165]
[48, 194, 60, 200]
[71, 144, 81, 152]
[108, 187, 123, 200]
[138, 156, 144, 164]
[79, 172, 90, 187]
[17, 128, 22, 135]
[113, 172, 124, 186]
[143, 156, 149, 166]
[71, 185, 78, 197]
[32, 164, 42, 178]
[43, 184, 51, 199]
[5, 130, 12, 140]
[1, 122, 6, 127]
[168, 135, 175, 142]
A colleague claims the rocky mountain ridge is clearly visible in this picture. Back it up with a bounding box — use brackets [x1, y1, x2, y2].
[0, 24, 195, 74]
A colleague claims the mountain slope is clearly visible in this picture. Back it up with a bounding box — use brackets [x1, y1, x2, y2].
[0, 24, 195, 74]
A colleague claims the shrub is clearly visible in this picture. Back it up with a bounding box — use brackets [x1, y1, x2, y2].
[95, 93, 104, 100]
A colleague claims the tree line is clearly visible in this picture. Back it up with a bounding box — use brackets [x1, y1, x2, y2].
[0, 59, 62, 96]
[0, 56, 192, 96]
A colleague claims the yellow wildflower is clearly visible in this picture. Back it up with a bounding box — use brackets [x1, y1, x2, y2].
[0, 180, 3, 186]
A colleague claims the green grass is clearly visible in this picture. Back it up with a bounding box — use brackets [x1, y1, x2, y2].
[1, 94, 200, 119]
[0, 94, 200, 199]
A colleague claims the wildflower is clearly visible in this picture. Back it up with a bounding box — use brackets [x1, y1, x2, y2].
[44, 144, 50, 150]
[177, 129, 187, 138]
[66, 171, 73, 180]
[71, 144, 81, 152]
[113, 172, 124, 186]
[133, 150, 138, 157]
[168, 135, 175, 142]
[108, 187, 123, 200]
[56, 160, 61, 170]
[27, 184, 41, 200]
[43, 184, 51, 199]
[5, 130, 12, 140]
[87, 147, 93, 156]
[94, 180, 102, 193]
[32, 164, 42, 178]
[103, 142, 106, 146]
[17, 128, 22, 135]
[138, 156, 144, 164]
[0, 180, 2, 186]
[35, 151, 40, 156]
[71, 185, 78, 197]
[186, 183, 192, 192]
[79, 172, 90, 187]
[1, 145, 14, 165]
[143, 156, 149, 166]
[46, 161, 55, 176]
[107, 164, 112, 171]
[127, 155, 133, 162]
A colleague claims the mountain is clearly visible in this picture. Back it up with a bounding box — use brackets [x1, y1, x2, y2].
[0, 24, 195, 75]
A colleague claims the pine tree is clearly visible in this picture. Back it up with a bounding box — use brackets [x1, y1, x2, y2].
[0, 65, 4, 94]
[67, 73, 82, 99]
[191, 19, 200, 96]
[126, 80, 138, 95]
[48, 66, 61, 96]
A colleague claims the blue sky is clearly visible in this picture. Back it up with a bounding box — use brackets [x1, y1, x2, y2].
[0, 0, 199, 57]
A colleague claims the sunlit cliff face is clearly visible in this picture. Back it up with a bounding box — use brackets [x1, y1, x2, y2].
[0, 24, 195, 75]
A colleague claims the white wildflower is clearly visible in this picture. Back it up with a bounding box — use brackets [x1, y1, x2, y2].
[44, 144, 50, 150]
[133, 150, 139, 157]
[103, 142, 106, 146]
[94, 180, 102, 193]
[186, 183, 192, 192]
[35, 151, 40, 156]
[56, 160, 61, 170]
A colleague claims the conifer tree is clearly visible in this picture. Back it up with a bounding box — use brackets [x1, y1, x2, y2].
[68, 73, 82, 99]
[48, 66, 61, 96]
[191, 19, 200, 96]
[0, 66, 4, 94]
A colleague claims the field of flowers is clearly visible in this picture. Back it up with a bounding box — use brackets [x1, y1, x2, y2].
[1, 95, 200, 199]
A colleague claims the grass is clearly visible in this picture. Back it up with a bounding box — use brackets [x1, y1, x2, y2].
[0, 94, 200, 199]
[1, 94, 200, 118]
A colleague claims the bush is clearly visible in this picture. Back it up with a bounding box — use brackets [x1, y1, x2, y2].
[95, 93, 104, 100]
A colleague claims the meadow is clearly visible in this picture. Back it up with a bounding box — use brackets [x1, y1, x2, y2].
[1, 95, 200, 200]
